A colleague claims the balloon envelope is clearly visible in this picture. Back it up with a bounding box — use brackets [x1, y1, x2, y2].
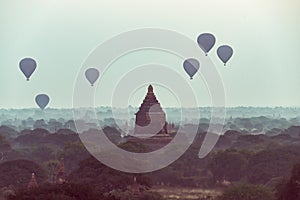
[35, 94, 50, 110]
[197, 33, 216, 55]
[19, 58, 37, 81]
[217, 45, 233, 65]
[85, 68, 100, 86]
[183, 58, 200, 79]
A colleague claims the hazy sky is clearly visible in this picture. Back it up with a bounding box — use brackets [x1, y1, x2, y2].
[0, 0, 300, 108]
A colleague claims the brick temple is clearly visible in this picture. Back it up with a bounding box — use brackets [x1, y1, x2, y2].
[134, 85, 168, 136]
[126, 85, 176, 151]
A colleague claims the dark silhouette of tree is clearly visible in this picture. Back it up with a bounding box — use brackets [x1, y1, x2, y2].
[0, 126, 18, 138]
[208, 149, 251, 183]
[9, 183, 115, 200]
[56, 141, 90, 173]
[0, 160, 47, 188]
[33, 119, 48, 130]
[0, 134, 11, 152]
[68, 156, 151, 193]
[276, 163, 300, 200]
[217, 183, 274, 200]
[247, 146, 300, 184]
[118, 141, 149, 153]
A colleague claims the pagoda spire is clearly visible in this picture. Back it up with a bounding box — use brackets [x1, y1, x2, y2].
[148, 85, 153, 93]
[28, 173, 38, 189]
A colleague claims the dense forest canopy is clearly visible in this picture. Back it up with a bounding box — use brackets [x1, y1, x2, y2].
[0, 114, 300, 199]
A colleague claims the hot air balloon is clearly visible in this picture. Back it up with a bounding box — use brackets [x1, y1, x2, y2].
[183, 58, 200, 80]
[35, 94, 50, 110]
[19, 58, 37, 81]
[85, 68, 100, 86]
[217, 45, 233, 66]
[197, 33, 216, 56]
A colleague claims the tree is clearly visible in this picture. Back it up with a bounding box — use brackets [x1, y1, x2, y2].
[208, 149, 250, 183]
[276, 163, 300, 200]
[0, 160, 47, 188]
[0, 134, 11, 152]
[68, 156, 151, 193]
[31, 146, 55, 163]
[9, 183, 114, 200]
[44, 159, 61, 183]
[56, 141, 90, 173]
[118, 141, 149, 153]
[109, 189, 162, 200]
[247, 146, 300, 184]
[33, 119, 48, 130]
[0, 126, 19, 138]
[217, 183, 274, 200]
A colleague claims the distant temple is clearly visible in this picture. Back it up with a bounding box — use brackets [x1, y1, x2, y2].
[27, 173, 38, 189]
[131, 176, 139, 194]
[134, 85, 168, 136]
[56, 159, 66, 184]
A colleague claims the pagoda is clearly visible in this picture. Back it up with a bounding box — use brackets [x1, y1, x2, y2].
[56, 159, 66, 184]
[134, 85, 168, 136]
[27, 173, 38, 189]
[131, 176, 139, 194]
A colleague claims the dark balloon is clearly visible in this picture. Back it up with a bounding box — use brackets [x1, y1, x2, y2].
[85, 68, 100, 86]
[183, 58, 200, 80]
[19, 58, 37, 81]
[197, 33, 216, 56]
[35, 94, 50, 110]
[217, 45, 233, 66]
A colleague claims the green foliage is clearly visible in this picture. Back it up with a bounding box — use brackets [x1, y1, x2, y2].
[0, 126, 19, 138]
[0, 134, 11, 151]
[247, 146, 300, 184]
[44, 159, 61, 183]
[118, 141, 149, 153]
[0, 160, 47, 188]
[30, 146, 55, 163]
[15, 130, 79, 149]
[275, 163, 300, 200]
[9, 183, 162, 200]
[208, 149, 252, 182]
[3, 125, 300, 198]
[217, 183, 274, 200]
[68, 156, 152, 193]
[109, 189, 163, 200]
[57, 141, 90, 173]
[9, 183, 114, 200]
